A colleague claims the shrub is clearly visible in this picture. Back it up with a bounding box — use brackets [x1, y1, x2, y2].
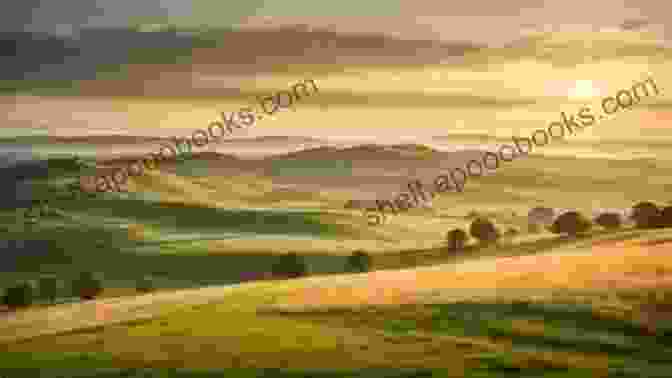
[2, 282, 34, 308]
[346, 250, 372, 273]
[38, 275, 58, 304]
[272, 253, 308, 279]
[594, 212, 622, 230]
[631, 201, 660, 229]
[550, 211, 592, 236]
[469, 218, 500, 245]
[136, 276, 155, 293]
[445, 229, 468, 252]
[72, 272, 103, 300]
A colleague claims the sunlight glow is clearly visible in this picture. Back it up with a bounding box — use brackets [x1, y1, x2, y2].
[568, 80, 602, 99]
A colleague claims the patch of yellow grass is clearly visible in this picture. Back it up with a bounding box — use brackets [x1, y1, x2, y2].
[271, 238, 672, 309]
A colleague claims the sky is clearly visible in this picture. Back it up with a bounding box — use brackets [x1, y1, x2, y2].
[6, 0, 671, 45]
[2, 0, 671, 154]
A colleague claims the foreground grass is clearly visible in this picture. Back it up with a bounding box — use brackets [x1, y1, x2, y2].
[1, 297, 662, 377]
[270, 295, 672, 376]
[4, 282, 672, 376]
[2, 231, 672, 376]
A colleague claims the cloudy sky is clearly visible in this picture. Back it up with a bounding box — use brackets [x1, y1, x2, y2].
[7, 0, 671, 45]
[2, 0, 671, 153]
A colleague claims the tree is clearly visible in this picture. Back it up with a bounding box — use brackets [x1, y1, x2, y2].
[631, 201, 660, 229]
[2, 282, 34, 309]
[38, 275, 58, 304]
[72, 272, 103, 300]
[594, 212, 622, 230]
[550, 211, 592, 236]
[136, 276, 155, 293]
[445, 229, 468, 252]
[469, 218, 500, 245]
[346, 250, 372, 273]
[272, 253, 308, 279]
[657, 206, 672, 228]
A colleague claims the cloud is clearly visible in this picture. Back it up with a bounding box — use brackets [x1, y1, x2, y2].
[620, 19, 651, 31]
[4, 0, 672, 47]
[0, 0, 43, 32]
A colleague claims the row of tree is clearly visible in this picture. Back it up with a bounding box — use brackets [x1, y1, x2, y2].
[2, 252, 374, 310]
[1, 273, 156, 311]
[446, 201, 672, 251]
[268, 250, 373, 279]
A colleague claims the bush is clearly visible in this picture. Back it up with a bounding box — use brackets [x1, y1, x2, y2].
[38, 275, 58, 304]
[272, 253, 308, 279]
[346, 250, 372, 273]
[445, 229, 468, 252]
[469, 218, 500, 245]
[2, 282, 34, 308]
[72, 272, 103, 300]
[594, 212, 622, 230]
[136, 276, 155, 293]
[631, 201, 661, 229]
[550, 211, 592, 236]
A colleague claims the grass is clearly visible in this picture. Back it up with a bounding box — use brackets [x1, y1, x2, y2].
[2, 226, 672, 375]
[4, 138, 672, 376]
[0, 199, 355, 291]
[1, 158, 360, 287]
[0, 79, 83, 96]
[268, 297, 672, 376]
[0, 350, 456, 378]
[4, 294, 665, 376]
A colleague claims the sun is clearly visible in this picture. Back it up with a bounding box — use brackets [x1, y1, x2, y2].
[568, 80, 601, 99]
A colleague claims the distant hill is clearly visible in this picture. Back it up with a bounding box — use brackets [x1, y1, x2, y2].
[275, 143, 450, 163]
[0, 135, 165, 145]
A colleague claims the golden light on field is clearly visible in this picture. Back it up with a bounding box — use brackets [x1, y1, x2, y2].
[568, 80, 602, 99]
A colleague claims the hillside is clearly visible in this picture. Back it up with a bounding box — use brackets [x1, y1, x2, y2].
[2, 228, 672, 376]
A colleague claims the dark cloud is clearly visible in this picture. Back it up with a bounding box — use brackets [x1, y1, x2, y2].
[2, 0, 672, 48]
[0, 0, 43, 32]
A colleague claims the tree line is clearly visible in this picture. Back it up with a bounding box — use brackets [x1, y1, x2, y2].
[1, 251, 374, 312]
[445, 201, 672, 252]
